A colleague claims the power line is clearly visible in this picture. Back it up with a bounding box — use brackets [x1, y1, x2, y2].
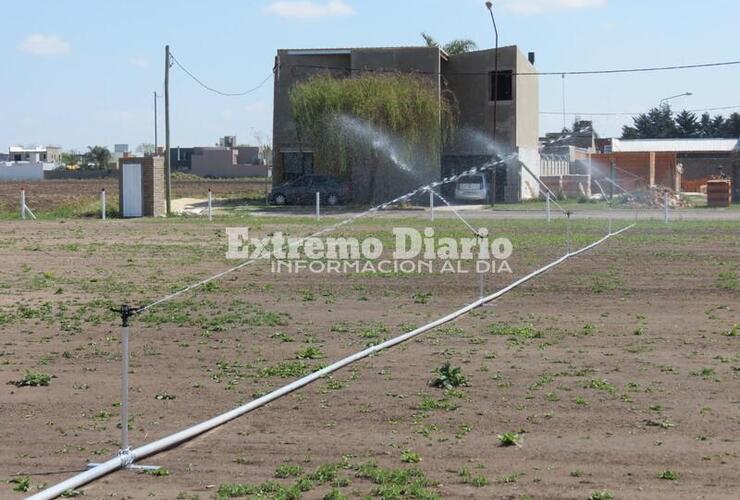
[540, 105, 740, 117]
[170, 52, 275, 96]
[288, 59, 740, 77]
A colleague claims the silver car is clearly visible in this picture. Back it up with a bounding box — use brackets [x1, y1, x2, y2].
[454, 174, 489, 202]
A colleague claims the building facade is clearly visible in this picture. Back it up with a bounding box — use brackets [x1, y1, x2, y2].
[9, 145, 62, 164]
[272, 45, 540, 203]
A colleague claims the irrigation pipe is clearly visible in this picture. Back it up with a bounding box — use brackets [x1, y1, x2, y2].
[28, 223, 635, 500]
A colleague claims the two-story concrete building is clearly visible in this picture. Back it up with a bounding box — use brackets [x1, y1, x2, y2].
[272, 45, 540, 203]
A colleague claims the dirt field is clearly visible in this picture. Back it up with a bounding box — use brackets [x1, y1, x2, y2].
[0, 215, 738, 499]
[0, 179, 267, 216]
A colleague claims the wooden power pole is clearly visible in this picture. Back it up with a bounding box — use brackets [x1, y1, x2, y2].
[164, 45, 172, 215]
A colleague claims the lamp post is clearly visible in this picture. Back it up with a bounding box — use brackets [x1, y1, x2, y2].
[659, 92, 692, 107]
[485, 1, 499, 142]
[485, 1, 499, 204]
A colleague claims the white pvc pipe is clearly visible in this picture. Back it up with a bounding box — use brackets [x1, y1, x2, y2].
[545, 193, 551, 223]
[208, 190, 212, 221]
[664, 192, 669, 223]
[315, 191, 320, 222]
[21, 189, 26, 220]
[120, 325, 130, 451]
[27, 223, 634, 500]
[429, 189, 434, 221]
[101, 189, 106, 220]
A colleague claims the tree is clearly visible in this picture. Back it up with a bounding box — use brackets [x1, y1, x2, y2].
[84, 146, 112, 170]
[623, 106, 740, 139]
[421, 32, 477, 55]
[622, 105, 677, 139]
[252, 131, 273, 166]
[724, 112, 740, 138]
[290, 73, 457, 202]
[60, 150, 81, 167]
[675, 110, 700, 138]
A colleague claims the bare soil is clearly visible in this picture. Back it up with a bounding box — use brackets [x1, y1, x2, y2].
[0, 216, 738, 499]
[0, 179, 267, 213]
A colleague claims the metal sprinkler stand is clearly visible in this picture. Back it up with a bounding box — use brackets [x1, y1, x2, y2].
[565, 211, 573, 254]
[87, 305, 160, 472]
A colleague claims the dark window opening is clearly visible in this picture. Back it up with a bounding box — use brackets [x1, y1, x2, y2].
[282, 152, 314, 180]
[491, 70, 513, 102]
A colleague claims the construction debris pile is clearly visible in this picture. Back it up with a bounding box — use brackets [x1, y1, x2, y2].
[616, 186, 688, 208]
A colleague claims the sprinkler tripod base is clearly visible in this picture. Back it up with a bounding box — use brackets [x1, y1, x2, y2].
[86, 448, 160, 472]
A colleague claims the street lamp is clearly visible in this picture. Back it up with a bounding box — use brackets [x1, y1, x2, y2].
[485, 1, 499, 141]
[659, 92, 692, 107]
[485, 1, 499, 205]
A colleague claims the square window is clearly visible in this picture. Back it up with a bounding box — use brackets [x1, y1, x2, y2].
[491, 70, 513, 101]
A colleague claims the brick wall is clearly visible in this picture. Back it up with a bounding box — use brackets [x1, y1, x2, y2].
[118, 157, 166, 217]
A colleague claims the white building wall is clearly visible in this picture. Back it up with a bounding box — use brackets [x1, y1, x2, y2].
[517, 148, 541, 200]
[0, 162, 45, 181]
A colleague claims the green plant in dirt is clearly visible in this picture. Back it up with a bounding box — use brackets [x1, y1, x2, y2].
[497, 432, 523, 447]
[274, 463, 303, 478]
[290, 72, 457, 202]
[401, 450, 422, 463]
[412, 292, 432, 304]
[296, 346, 323, 360]
[353, 460, 438, 499]
[10, 476, 31, 492]
[496, 472, 521, 484]
[690, 367, 715, 378]
[458, 468, 488, 487]
[588, 270, 623, 293]
[429, 363, 467, 390]
[725, 324, 739, 337]
[588, 491, 614, 500]
[60, 489, 84, 497]
[716, 270, 737, 290]
[9, 370, 52, 387]
[658, 470, 679, 480]
[258, 361, 312, 378]
[144, 468, 169, 476]
[585, 379, 616, 393]
[488, 324, 542, 340]
[155, 391, 176, 400]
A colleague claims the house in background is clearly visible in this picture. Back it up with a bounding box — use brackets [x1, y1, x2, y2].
[609, 138, 739, 198]
[190, 145, 265, 178]
[9, 145, 62, 166]
[2, 145, 62, 180]
[272, 45, 540, 203]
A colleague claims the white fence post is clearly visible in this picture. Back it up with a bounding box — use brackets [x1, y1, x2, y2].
[208, 189, 212, 221]
[20, 189, 26, 220]
[429, 189, 434, 221]
[316, 192, 320, 222]
[663, 191, 669, 223]
[101, 189, 106, 220]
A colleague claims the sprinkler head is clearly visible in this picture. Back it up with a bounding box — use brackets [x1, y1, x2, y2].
[485, 1, 493, 10]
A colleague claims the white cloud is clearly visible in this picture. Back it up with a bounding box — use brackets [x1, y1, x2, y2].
[263, 0, 354, 19]
[130, 57, 151, 69]
[500, 0, 606, 15]
[18, 34, 71, 56]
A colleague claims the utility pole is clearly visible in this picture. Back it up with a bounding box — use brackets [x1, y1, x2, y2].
[153, 92, 158, 154]
[164, 45, 172, 215]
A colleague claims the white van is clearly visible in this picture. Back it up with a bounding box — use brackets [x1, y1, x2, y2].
[454, 174, 489, 202]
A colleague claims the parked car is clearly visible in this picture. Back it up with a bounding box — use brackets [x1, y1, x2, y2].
[454, 174, 489, 202]
[270, 175, 351, 206]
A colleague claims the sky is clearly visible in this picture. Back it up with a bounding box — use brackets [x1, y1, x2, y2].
[1, 0, 739, 153]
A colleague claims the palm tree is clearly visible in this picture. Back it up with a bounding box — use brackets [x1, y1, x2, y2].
[421, 32, 477, 55]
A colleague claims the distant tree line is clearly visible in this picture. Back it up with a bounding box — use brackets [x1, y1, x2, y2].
[622, 105, 740, 139]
